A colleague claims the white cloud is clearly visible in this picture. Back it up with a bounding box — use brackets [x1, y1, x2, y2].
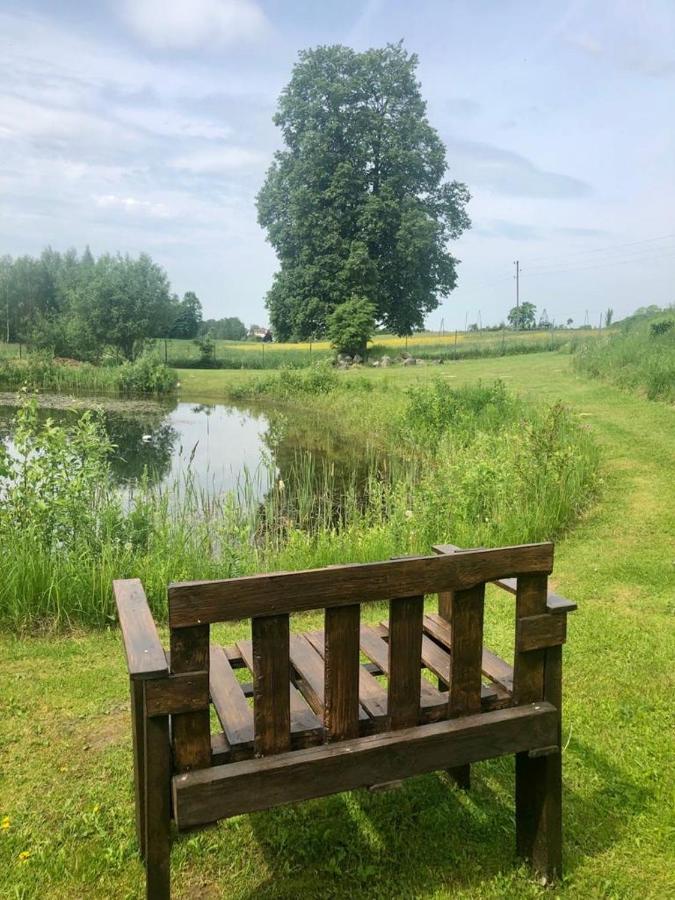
[95, 194, 171, 218]
[169, 146, 267, 173]
[120, 0, 268, 50]
[112, 106, 231, 141]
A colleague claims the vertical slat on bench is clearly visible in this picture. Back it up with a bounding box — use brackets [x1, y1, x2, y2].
[324, 605, 360, 740]
[513, 573, 562, 882]
[449, 584, 486, 716]
[446, 583, 485, 788]
[252, 614, 291, 756]
[513, 574, 548, 704]
[170, 624, 211, 771]
[387, 595, 424, 729]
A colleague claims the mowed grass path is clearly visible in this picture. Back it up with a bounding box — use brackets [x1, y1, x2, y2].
[1, 354, 673, 898]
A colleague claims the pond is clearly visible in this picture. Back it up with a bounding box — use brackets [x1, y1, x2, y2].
[0, 392, 386, 509]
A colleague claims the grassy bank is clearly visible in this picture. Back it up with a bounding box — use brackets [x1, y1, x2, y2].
[1, 354, 673, 898]
[574, 313, 674, 401]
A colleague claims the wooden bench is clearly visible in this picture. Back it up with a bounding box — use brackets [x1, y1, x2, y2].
[114, 540, 576, 898]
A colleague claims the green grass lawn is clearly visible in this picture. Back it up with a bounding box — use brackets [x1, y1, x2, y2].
[1, 353, 674, 898]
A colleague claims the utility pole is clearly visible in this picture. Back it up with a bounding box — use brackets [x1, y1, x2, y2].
[513, 260, 520, 309]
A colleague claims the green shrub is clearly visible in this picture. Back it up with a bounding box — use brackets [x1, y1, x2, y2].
[0, 353, 177, 396]
[327, 297, 376, 358]
[114, 355, 176, 394]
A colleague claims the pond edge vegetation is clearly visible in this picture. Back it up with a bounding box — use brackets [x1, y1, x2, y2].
[0, 373, 599, 629]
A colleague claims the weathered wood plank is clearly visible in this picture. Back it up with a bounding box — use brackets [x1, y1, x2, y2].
[324, 606, 361, 740]
[431, 545, 575, 615]
[143, 685, 171, 898]
[237, 639, 323, 743]
[173, 702, 559, 830]
[209, 644, 254, 753]
[305, 630, 388, 722]
[517, 613, 567, 652]
[449, 584, 486, 718]
[129, 679, 146, 860]
[168, 544, 554, 626]
[422, 613, 514, 694]
[252, 615, 291, 756]
[359, 625, 447, 721]
[387, 596, 424, 729]
[377, 619, 507, 708]
[516, 644, 563, 882]
[289, 633, 369, 724]
[170, 624, 211, 771]
[144, 671, 209, 717]
[114, 579, 167, 679]
[513, 574, 548, 705]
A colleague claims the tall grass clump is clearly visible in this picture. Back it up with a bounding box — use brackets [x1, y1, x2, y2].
[574, 313, 675, 401]
[0, 379, 599, 629]
[0, 352, 177, 395]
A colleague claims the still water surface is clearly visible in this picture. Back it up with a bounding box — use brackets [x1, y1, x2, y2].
[0, 393, 378, 502]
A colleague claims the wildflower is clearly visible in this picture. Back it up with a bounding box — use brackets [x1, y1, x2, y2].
[19, 850, 31, 862]
[404, 509, 413, 520]
[1, 816, 10, 829]
[278, 479, 285, 492]
[93, 804, 101, 814]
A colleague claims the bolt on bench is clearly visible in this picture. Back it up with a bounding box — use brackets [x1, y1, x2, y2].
[114, 541, 575, 899]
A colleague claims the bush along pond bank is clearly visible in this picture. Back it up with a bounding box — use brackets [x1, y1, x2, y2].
[0, 352, 177, 396]
[0, 376, 599, 629]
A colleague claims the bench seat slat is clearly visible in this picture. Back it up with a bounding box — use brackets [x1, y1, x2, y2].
[424, 613, 514, 694]
[377, 619, 510, 709]
[305, 630, 388, 723]
[236, 639, 324, 745]
[209, 645, 254, 755]
[359, 625, 448, 722]
[289, 633, 370, 725]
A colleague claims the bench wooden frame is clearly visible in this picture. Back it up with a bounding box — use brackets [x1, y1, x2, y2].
[114, 541, 575, 898]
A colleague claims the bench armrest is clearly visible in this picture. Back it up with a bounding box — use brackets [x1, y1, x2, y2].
[432, 543, 577, 614]
[113, 579, 168, 679]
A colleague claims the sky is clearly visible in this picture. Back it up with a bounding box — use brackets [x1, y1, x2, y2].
[1, 0, 674, 330]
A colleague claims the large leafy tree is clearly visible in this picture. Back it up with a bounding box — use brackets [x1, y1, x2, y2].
[507, 302, 537, 330]
[257, 43, 470, 340]
[171, 291, 203, 339]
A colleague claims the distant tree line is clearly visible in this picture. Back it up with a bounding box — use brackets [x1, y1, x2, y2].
[0, 248, 263, 360]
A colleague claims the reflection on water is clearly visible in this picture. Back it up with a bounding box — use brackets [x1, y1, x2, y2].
[0, 395, 387, 510]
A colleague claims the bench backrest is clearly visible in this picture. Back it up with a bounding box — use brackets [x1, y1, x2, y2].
[167, 542, 555, 768]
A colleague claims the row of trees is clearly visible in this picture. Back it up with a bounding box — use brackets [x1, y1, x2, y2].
[0, 248, 204, 359]
[0, 249, 269, 359]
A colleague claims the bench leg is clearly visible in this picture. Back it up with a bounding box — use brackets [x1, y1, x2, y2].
[515, 749, 562, 883]
[447, 764, 471, 789]
[144, 693, 171, 900]
[130, 679, 147, 861]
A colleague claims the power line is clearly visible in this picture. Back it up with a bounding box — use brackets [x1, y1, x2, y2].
[521, 232, 675, 268]
[524, 249, 675, 277]
[526, 243, 675, 274]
